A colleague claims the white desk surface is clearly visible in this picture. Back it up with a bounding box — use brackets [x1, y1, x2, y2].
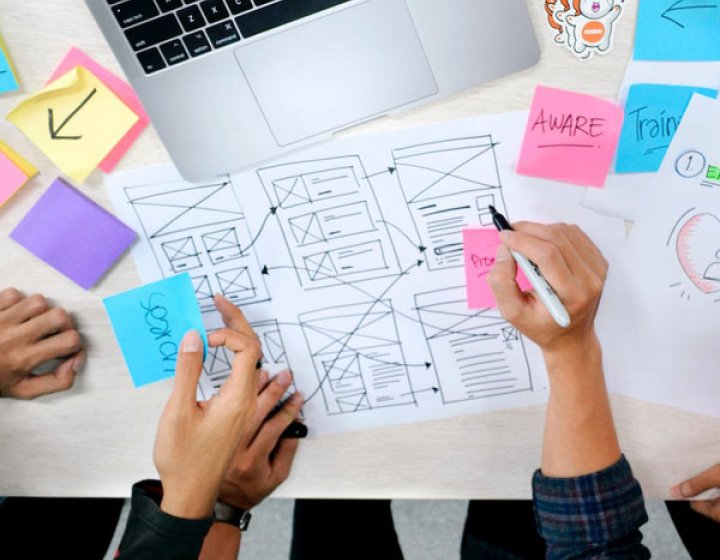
[0, 1, 717, 500]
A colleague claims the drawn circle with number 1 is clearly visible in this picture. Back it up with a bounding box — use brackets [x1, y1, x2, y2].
[675, 150, 707, 179]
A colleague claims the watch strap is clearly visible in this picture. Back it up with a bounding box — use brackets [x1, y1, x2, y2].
[214, 501, 252, 531]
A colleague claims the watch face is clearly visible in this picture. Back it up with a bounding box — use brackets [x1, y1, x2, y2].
[238, 510, 252, 532]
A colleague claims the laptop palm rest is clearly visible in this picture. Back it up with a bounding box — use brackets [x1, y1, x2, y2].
[234, 0, 438, 147]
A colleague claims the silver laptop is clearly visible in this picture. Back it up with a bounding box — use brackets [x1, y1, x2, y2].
[86, 0, 540, 182]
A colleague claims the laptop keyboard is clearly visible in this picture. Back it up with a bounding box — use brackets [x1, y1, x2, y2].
[107, 0, 353, 74]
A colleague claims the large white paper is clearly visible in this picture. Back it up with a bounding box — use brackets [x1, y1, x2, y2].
[583, 61, 720, 221]
[601, 95, 720, 417]
[108, 112, 626, 435]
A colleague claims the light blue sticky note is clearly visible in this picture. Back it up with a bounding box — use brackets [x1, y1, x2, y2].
[0, 48, 19, 93]
[616, 84, 717, 173]
[634, 0, 720, 61]
[103, 273, 208, 388]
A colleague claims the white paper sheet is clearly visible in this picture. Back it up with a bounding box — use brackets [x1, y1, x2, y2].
[583, 61, 720, 221]
[601, 95, 720, 417]
[108, 112, 626, 435]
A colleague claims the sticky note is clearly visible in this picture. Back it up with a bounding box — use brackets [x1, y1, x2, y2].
[463, 228, 532, 309]
[0, 151, 31, 206]
[616, 84, 718, 173]
[0, 141, 37, 178]
[103, 274, 208, 388]
[7, 66, 139, 183]
[0, 33, 19, 93]
[10, 177, 137, 289]
[517, 85, 624, 188]
[48, 48, 149, 173]
[634, 1, 720, 61]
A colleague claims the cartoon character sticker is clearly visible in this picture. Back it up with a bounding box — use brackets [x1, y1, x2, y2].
[545, 0, 624, 60]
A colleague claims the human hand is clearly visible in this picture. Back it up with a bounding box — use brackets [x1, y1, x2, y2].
[154, 295, 261, 520]
[218, 368, 304, 510]
[0, 288, 85, 399]
[488, 223, 607, 355]
[671, 464, 720, 523]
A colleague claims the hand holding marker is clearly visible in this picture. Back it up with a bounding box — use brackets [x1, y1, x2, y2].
[488, 206, 571, 328]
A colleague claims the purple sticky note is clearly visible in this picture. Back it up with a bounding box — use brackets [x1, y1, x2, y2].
[10, 178, 137, 289]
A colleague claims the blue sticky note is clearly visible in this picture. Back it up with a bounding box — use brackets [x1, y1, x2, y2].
[103, 273, 208, 388]
[0, 48, 18, 93]
[616, 84, 717, 173]
[634, 0, 720, 61]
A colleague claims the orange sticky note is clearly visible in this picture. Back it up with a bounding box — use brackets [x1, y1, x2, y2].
[517, 85, 624, 188]
[463, 228, 532, 309]
[48, 48, 149, 173]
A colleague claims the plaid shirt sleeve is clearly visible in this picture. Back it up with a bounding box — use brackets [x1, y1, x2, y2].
[533, 455, 651, 560]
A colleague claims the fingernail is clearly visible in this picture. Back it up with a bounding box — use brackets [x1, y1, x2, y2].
[290, 392, 304, 405]
[669, 485, 684, 499]
[498, 230, 513, 242]
[181, 330, 202, 353]
[680, 482, 692, 497]
[276, 370, 292, 388]
[496, 244, 511, 262]
[72, 353, 86, 373]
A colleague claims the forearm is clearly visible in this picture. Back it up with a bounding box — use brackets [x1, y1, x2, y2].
[541, 335, 621, 478]
[199, 522, 242, 560]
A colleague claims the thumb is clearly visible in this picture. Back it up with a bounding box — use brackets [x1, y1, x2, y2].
[671, 464, 720, 498]
[170, 330, 204, 407]
[488, 244, 524, 319]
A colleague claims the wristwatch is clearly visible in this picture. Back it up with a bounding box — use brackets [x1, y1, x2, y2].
[214, 501, 252, 531]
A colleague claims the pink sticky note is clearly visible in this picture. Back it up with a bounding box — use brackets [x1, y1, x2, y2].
[463, 228, 532, 309]
[0, 150, 30, 207]
[48, 48, 149, 173]
[517, 85, 624, 188]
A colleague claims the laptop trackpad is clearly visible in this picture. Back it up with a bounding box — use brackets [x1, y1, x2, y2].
[234, 0, 438, 146]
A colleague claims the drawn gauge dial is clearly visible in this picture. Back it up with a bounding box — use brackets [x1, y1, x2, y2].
[675, 150, 707, 179]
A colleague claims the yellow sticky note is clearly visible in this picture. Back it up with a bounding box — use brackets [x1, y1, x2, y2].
[6, 66, 138, 183]
[0, 141, 37, 178]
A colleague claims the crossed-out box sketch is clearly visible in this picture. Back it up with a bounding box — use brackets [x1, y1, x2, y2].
[415, 287, 532, 404]
[124, 177, 270, 312]
[257, 156, 401, 289]
[299, 300, 416, 415]
[393, 136, 508, 270]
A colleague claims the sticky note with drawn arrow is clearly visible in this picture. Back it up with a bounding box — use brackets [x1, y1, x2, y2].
[634, 0, 720, 61]
[6, 66, 138, 183]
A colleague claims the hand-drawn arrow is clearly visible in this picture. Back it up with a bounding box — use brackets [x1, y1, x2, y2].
[362, 167, 396, 180]
[661, 1, 718, 29]
[47, 88, 97, 140]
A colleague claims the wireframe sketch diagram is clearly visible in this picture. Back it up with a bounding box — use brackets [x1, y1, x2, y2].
[123, 176, 270, 308]
[415, 287, 532, 403]
[394, 136, 508, 271]
[667, 207, 720, 301]
[257, 157, 402, 288]
[107, 111, 627, 433]
[299, 300, 416, 415]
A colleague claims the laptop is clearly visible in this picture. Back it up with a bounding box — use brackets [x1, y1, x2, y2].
[85, 0, 540, 182]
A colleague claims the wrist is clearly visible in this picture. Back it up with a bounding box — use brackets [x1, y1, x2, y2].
[160, 488, 216, 520]
[542, 331, 603, 379]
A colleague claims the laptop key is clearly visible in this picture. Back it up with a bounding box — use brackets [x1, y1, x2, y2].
[156, 0, 184, 12]
[125, 13, 183, 51]
[177, 5, 206, 32]
[137, 47, 167, 74]
[160, 39, 190, 65]
[200, 0, 230, 23]
[206, 20, 241, 48]
[111, 0, 159, 29]
[225, 0, 253, 15]
[235, 0, 352, 38]
[183, 31, 212, 57]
